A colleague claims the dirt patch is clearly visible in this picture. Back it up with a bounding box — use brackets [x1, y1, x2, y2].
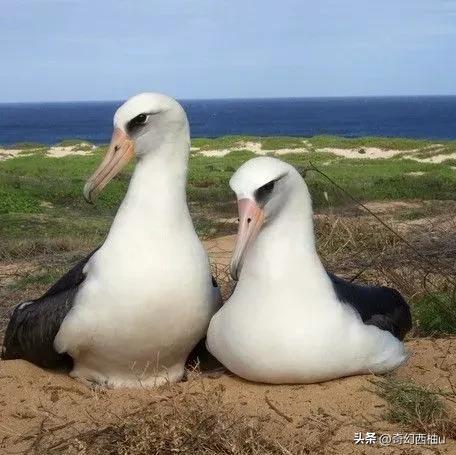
[204, 235, 234, 268]
[0, 262, 40, 289]
[416, 153, 456, 164]
[198, 140, 312, 157]
[195, 141, 418, 161]
[0, 144, 97, 161]
[0, 149, 27, 161]
[318, 147, 408, 159]
[406, 171, 426, 177]
[46, 144, 95, 158]
[363, 201, 424, 213]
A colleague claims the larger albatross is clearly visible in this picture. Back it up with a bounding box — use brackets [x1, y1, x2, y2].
[2, 93, 221, 387]
[207, 157, 411, 384]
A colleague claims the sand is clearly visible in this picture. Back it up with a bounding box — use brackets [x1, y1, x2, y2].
[0, 236, 455, 453]
[195, 140, 456, 164]
[0, 149, 31, 160]
[0, 338, 454, 453]
[0, 144, 96, 161]
[317, 147, 408, 160]
[417, 153, 456, 164]
[46, 144, 95, 158]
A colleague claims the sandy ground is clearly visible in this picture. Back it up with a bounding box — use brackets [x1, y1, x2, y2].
[46, 144, 95, 158]
[0, 337, 454, 453]
[0, 149, 24, 160]
[0, 236, 455, 453]
[192, 140, 456, 163]
[0, 144, 96, 161]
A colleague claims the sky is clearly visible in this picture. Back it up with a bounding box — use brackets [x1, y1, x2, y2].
[0, 0, 455, 102]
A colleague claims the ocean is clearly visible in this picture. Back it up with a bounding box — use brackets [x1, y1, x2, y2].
[0, 96, 455, 146]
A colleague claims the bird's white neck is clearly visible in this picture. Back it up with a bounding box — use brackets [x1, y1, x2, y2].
[105, 139, 194, 246]
[239, 180, 335, 302]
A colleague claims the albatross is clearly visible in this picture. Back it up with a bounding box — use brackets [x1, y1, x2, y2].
[207, 157, 411, 384]
[2, 93, 221, 388]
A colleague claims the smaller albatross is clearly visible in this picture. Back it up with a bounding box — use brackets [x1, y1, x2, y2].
[207, 157, 411, 384]
[2, 93, 221, 388]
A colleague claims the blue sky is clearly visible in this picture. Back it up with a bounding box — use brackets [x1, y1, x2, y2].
[1, 0, 455, 102]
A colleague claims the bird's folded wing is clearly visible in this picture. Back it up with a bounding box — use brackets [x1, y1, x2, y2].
[1, 247, 100, 369]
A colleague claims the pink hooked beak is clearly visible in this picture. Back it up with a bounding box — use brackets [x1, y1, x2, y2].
[230, 198, 265, 281]
[83, 128, 135, 203]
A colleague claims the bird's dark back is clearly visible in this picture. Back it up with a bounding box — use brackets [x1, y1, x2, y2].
[328, 272, 412, 340]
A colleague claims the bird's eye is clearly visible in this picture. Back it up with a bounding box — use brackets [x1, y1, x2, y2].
[134, 113, 148, 125]
[254, 179, 276, 204]
[127, 113, 149, 132]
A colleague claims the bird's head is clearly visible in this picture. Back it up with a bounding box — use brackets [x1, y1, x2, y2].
[229, 157, 308, 280]
[83, 92, 189, 203]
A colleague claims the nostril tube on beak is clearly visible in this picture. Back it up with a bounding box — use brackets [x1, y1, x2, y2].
[247, 218, 252, 223]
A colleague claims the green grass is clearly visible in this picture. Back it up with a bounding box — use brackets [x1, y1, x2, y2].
[258, 136, 306, 149]
[307, 135, 435, 150]
[9, 270, 64, 291]
[397, 207, 428, 221]
[56, 139, 93, 147]
[191, 135, 307, 151]
[374, 377, 456, 437]
[0, 150, 118, 261]
[17, 148, 48, 156]
[189, 135, 455, 152]
[284, 155, 456, 207]
[413, 141, 456, 159]
[0, 188, 42, 214]
[412, 293, 456, 336]
[0, 151, 126, 214]
[7, 142, 47, 150]
[191, 136, 254, 150]
[1, 137, 456, 247]
[192, 150, 456, 208]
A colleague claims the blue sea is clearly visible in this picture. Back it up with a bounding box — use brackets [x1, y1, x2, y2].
[0, 96, 455, 146]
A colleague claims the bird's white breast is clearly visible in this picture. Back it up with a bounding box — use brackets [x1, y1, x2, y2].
[55, 231, 217, 385]
[207, 277, 407, 384]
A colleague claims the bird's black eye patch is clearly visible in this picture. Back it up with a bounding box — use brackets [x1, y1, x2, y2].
[254, 173, 287, 205]
[254, 180, 276, 205]
[127, 113, 149, 133]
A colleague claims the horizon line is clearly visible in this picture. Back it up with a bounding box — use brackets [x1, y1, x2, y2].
[1, 93, 456, 105]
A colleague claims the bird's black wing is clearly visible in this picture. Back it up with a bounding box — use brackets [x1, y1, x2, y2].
[328, 272, 412, 340]
[1, 247, 100, 370]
